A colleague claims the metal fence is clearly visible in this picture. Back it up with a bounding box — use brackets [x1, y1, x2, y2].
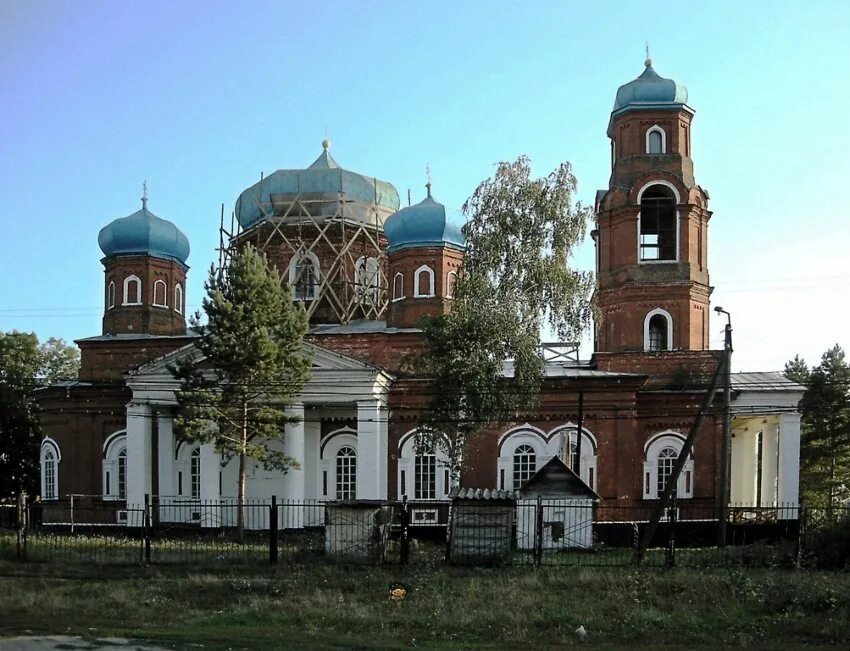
[1, 494, 847, 570]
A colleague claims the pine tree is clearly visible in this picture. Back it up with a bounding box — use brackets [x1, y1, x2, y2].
[170, 244, 311, 539]
[417, 157, 594, 480]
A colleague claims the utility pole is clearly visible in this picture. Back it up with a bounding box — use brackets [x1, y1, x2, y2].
[715, 306, 733, 547]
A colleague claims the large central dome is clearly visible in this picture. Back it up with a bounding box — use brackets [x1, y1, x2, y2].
[234, 142, 400, 230]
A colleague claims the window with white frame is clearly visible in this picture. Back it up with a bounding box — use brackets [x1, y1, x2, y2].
[643, 433, 693, 499]
[289, 251, 320, 301]
[40, 439, 60, 500]
[174, 283, 183, 314]
[392, 272, 405, 301]
[336, 446, 357, 500]
[103, 432, 128, 500]
[397, 430, 452, 499]
[354, 256, 380, 306]
[123, 275, 142, 305]
[513, 444, 536, 489]
[413, 265, 435, 298]
[639, 184, 677, 262]
[643, 308, 673, 352]
[320, 429, 358, 500]
[415, 453, 436, 499]
[152, 279, 168, 307]
[107, 281, 116, 310]
[646, 125, 666, 154]
[446, 270, 457, 298]
[190, 447, 201, 499]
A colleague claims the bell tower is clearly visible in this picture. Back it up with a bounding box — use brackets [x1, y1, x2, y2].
[593, 58, 712, 354]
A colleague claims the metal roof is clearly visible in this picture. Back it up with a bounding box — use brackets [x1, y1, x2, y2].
[731, 372, 805, 392]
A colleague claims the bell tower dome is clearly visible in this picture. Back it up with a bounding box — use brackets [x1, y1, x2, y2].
[97, 191, 190, 336]
[594, 60, 712, 354]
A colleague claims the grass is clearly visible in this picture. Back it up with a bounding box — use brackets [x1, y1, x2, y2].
[1, 560, 849, 649]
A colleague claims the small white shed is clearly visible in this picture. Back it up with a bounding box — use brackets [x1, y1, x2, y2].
[517, 456, 598, 550]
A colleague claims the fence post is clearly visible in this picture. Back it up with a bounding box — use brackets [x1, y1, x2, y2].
[143, 493, 152, 564]
[795, 505, 806, 569]
[16, 493, 26, 561]
[399, 496, 410, 565]
[269, 496, 278, 565]
[665, 498, 677, 568]
[535, 496, 544, 566]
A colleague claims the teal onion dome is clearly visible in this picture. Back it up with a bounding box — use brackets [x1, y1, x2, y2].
[384, 186, 465, 254]
[612, 59, 689, 117]
[98, 199, 190, 266]
[235, 141, 400, 229]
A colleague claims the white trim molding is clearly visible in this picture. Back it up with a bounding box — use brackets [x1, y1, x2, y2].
[123, 275, 142, 306]
[40, 437, 61, 500]
[413, 265, 435, 298]
[107, 281, 116, 310]
[152, 279, 168, 308]
[645, 125, 667, 154]
[391, 272, 405, 302]
[174, 283, 183, 314]
[643, 308, 673, 352]
[446, 270, 457, 298]
[288, 250, 321, 301]
[636, 181, 680, 264]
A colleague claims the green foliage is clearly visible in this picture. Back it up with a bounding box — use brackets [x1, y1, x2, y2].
[784, 345, 850, 509]
[0, 332, 80, 497]
[170, 244, 311, 525]
[417, 157, 594, 472]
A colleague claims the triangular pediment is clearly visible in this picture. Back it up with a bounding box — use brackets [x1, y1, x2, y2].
[130, 340, 384, 378]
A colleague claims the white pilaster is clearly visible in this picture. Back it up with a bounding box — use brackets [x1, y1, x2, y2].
[126, 403, 151, 521]
[357, 400, 388, 500]
[778, 413, 801, 513]
[283, 403, 306, 501]
[302, 413, 321, 500]
[760, 422, 779, 506]
[157, 411, 175, 498]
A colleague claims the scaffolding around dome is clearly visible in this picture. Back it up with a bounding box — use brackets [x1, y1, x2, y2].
[218, 172, 391, 324]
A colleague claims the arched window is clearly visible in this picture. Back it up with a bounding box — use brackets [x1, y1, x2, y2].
[513, 444, 536, 489]
[643, 308, 673, 352]
[174, 283, 183, 314]
[190, 448, 201, 499]
[107, 281, 116, 310]
[289, 251, 320, 301]
[152, 279, 167, 307]
[553, 427, 598, 490]
[354, 256, 380, 306]
[414, 265, 435, 298]
[336, 446, 357, 500]
[643, 433, 694, 499]
[446, 271, 457, 298]
[40, 439, 60, 500]
[639, 184, 677, 262]
[123, 275, 142, 305]
[392, 272, 405, 302]
[397, 430, 452, 500]
[103, 431, 128, 501]
[646, 125, 666, 154]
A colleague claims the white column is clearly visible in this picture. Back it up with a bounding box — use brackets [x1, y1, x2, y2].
[356, 400, 388, 500]
[760, 422, 779, 507]
[778, 413, 802, 515]
[157, 410, 175, 498]
[199, 442, 219, 527]
[281, 403, 305, 529]
[729, 427, 754, 505]
[302, 414, 321, 499]
[126, 403, 151, 526]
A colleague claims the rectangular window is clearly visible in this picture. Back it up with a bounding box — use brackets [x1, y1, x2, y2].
[645, 472, 650, 496]
[415, 455, 436, 500]
[400, 470, 406, 498]
[589, 467, 595, 491]
[500, 469, 505, 491]
[178, 471, 183, 496]
[443, 469, 450, 496]
[322, 470, 328, 497]
[106, 471, 111, 496]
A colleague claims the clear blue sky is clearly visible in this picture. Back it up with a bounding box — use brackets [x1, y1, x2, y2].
[2, 0, 848, 372]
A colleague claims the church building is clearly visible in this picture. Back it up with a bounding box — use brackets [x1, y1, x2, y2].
[36, 60, 803, 522]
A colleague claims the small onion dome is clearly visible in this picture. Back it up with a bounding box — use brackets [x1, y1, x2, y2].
[98, 201, 190, 266]
[612, 60, 689, 116]
[384, 188, 465, 254]
[234, 141, 400, 229]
